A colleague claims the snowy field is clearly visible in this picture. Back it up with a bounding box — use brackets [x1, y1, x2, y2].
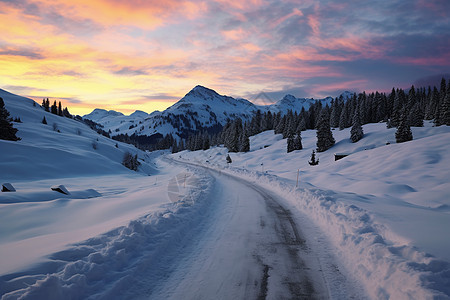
[1, 89, 450, 299]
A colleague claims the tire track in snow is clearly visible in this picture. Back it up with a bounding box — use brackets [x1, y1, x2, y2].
[241, 176, 324, 300]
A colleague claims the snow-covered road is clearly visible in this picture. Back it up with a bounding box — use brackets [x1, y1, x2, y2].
[1, 160, 363, 299]
[152, 161, 331, 299]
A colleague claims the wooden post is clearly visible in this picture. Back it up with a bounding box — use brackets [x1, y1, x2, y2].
[296, 169, 299, 187]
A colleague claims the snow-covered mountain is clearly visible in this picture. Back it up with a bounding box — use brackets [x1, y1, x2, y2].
[268, 91, 354, 114]
[83, 86, 353, 138]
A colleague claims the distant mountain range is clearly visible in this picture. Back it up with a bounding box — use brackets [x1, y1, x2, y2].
[84, 85, 353, 138]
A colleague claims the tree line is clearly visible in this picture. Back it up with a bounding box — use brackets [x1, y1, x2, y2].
[41, 98, 72, 118]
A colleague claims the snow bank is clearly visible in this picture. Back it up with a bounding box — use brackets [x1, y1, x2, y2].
[0, 167, 215, 299]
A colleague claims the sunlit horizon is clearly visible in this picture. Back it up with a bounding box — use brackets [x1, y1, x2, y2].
[1, 0, 449, 116]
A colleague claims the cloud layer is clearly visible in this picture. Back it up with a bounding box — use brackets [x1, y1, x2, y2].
[0, 0, 449, 114]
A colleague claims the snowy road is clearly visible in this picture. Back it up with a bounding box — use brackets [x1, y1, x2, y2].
[1, 160, 353, 299]
[153, 161, 329, 299]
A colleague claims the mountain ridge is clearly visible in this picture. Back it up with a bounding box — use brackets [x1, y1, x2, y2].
[83, 86, 354, 139]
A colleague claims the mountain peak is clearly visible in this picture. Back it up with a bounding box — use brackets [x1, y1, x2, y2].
[130, 110, 149, 118]
[83, 108, 124, 121]
[185, 85, 220, 100]
[280, 94, 298, 102]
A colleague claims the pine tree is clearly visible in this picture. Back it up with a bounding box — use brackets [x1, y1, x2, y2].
[395, 109, 413, 143]
[283, 111, 295, 139]
[293, 130, 303, 151]
[224, 119, 242, 152]
[375, 92, 386, 122]
[51, 101, 57, 115]
[407, 103, 424, 127]
[58, 101, 63, 116]
[316, 108, 335, 152]
[308, 150, 319, 166]
[407, 85, 416, 111]
[172, 139, 179, 153]
[350, 105, 364, 143]
[391, 89, 406, 127]
[0, 97, 20, 141]
[339, 101, 350, 130]
[226, 154, 232, 164]
[250, 110, 262, 135]
[425, 87, 439, 120]
[358, 92, 367, 125]
[330, 97, 342, 128]
[386, 88, 396, 120]
[439, 85, 450, 126]
[202, 132, 210, 150]
[434, 78, 448, 125]
[42, 116, 47, 124]
[62, 107, 71, 118]
[287, 135, 295, 153]
[275, 115, 286, 135]
[239, 133, 250, 152]
[297, 117, 306, 132]
[42, 98, 50, 112]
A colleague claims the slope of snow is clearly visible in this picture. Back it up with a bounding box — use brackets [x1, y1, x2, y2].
[0, 89, 154, 181]
[173, 122, 450, 298]
[0, 89, 167, 277]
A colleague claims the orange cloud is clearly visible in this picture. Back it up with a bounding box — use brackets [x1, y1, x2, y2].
[242, 43, 261, 52]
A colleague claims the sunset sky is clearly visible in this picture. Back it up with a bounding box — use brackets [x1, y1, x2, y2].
[0, 0, 449, 115]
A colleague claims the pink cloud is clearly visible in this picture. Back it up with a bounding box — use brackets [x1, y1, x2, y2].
[270, 8, 304, 28]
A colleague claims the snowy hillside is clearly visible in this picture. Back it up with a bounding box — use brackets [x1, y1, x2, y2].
[0, 89, 186, 289]
[0, 89, 154, 180]
[83, 108, 151, 137]
[83, 86, 353, 139]
[173, 122, 450, 298]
